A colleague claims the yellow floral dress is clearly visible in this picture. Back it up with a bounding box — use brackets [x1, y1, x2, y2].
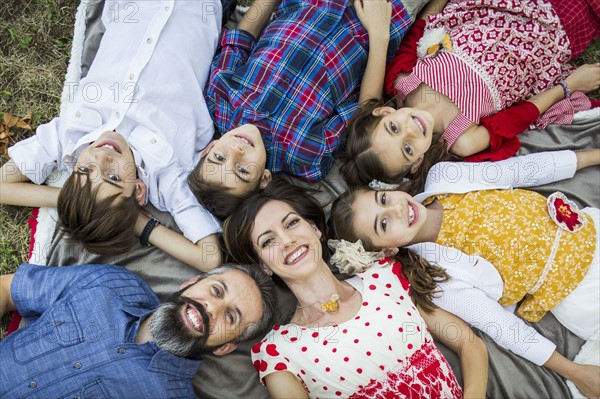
[425, 189, 596, 322]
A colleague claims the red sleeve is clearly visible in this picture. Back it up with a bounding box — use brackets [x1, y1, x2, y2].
[384, 19, 426, 95]
[465, 101, 540, 162]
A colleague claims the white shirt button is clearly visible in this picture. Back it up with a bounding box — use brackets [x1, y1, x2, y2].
[150, 138, 157, 144]
[75, 111, 81, 118]
[115, 112, 121, 118]
[147, 37, 153, 44]
[129, 73, 135, 80]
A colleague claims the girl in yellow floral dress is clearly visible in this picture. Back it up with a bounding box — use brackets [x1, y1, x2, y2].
[331, 149, 600, 397]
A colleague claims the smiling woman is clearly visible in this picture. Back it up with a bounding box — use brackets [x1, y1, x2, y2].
[222, 178, 488, 399]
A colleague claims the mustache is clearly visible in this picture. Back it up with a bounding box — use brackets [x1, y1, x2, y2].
[149, 294, 212, 358]
[179, 295, 211, 335]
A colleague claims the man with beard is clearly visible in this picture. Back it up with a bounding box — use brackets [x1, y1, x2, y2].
[0, 262, 276, 398]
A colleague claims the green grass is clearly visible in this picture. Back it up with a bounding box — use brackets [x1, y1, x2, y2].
[0, 0, 78, 336]
[0, 0, 78, 261]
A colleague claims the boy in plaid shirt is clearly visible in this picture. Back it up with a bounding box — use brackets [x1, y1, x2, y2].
[193, 0, 418, 219]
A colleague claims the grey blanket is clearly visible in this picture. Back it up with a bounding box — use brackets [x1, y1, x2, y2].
[42, 0, 599, 397]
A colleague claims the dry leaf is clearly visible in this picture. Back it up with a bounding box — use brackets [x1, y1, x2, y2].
[0, 112, 33, 157]
[3, 112, 32, 131]
[0, 137, 9, 157]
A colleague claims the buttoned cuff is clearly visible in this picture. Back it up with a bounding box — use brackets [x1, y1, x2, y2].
[220, 29, 256, 53]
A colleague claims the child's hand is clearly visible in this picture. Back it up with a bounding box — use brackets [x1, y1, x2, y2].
[355, 0, 392, 42]
[565, 63, 600, 93]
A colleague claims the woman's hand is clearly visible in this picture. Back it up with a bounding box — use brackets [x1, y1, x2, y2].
[355, 0, 392, 42]
[419, 305, 488, 398]
[570, 364, 600, 399]
[565, 63, 600, 93]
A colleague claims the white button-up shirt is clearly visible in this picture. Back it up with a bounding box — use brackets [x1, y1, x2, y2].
[9, 0, 223, 243]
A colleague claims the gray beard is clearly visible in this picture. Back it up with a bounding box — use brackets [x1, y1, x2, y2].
[149, 295, 218, 358]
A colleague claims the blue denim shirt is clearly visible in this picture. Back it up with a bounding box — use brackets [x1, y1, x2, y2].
[0, 264, 201, 398]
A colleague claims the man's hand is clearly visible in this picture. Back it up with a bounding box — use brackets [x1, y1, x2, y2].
[0, 274, 16, 319]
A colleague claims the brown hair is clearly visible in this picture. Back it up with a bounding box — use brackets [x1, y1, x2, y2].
[329, 186, 449, 313]
[222, 176, 328, 266]
[57, 171, 138, 255]
[338, 98, 457, 189]
[188, 155, 262, 220]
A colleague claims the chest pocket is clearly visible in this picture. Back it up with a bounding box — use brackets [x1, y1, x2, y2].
[12, 302, 83, 363]
[61, 379, 109, 399]
[128, 125, 174, 168]
[61, 106, 104, 132]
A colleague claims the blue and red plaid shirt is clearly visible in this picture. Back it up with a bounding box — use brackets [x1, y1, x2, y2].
[205, 0, 412, 182]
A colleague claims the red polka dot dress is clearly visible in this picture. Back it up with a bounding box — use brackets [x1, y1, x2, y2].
[251, 267, 462, 398]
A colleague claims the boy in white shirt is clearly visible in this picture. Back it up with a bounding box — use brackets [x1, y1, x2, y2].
[1, 0, 226, 271]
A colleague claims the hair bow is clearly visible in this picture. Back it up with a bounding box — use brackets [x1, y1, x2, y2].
[328, 239, 384, 275]
[369, 180, 399, 191]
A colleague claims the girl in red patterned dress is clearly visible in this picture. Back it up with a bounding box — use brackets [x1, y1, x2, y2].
[339, 0, 600, 187]
[222, 178, 488, 398]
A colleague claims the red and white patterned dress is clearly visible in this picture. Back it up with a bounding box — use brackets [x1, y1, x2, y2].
[251, 267, 462, 398]
[394, 0, 594, 149]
